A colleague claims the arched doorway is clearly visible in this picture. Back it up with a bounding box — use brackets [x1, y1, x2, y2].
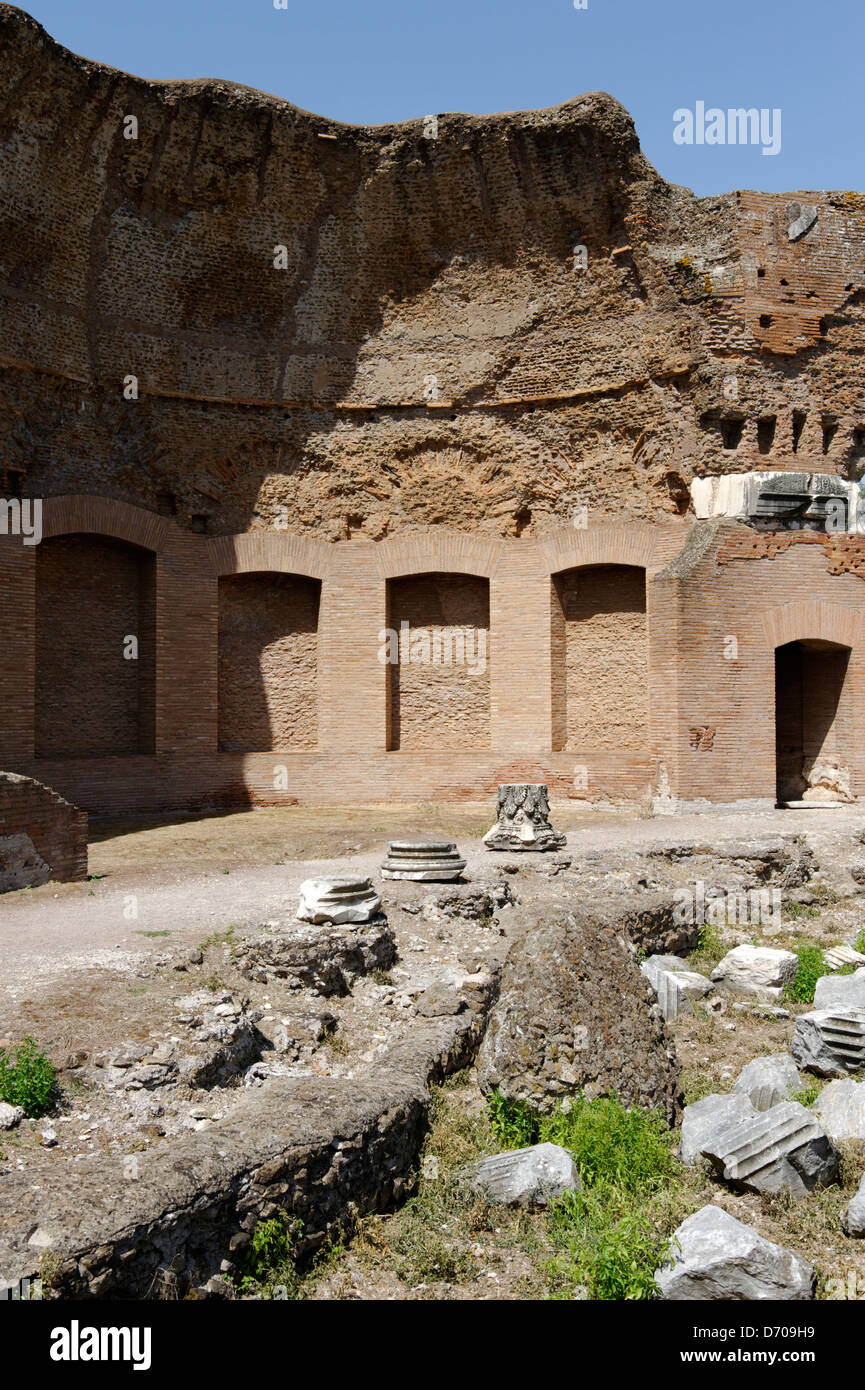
[775, 639, 852, 803]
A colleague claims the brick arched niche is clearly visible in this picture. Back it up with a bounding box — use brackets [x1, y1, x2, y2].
[217, 572, 321, 753]
[550, 564, 648, 752]
[36, 534, 156, 757]
[774, 639, 852, 802]
[385, 572, 490, 750]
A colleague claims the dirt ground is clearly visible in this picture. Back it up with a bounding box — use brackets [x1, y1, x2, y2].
[3, 800, 865, 1300]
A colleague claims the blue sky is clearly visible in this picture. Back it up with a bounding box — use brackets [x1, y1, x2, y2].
[18, 0, 864, 196]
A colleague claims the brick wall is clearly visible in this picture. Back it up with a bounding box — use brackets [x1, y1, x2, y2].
[218, 573, 320, 752]
[0, 771, 87, 885]
[35, 535, 154, 757]
[386, 573, 490, 750]
[552, 565, 648, 751]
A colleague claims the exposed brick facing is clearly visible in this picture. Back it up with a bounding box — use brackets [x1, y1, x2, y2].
[218, 573, 320, 752]
[0, 771, 87, 883]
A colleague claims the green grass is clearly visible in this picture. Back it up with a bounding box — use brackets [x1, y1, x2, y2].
[784, 901, 820, 921]
[0, 1037, 58, 1118]
[783, 944, 831, 1003]
[853, 929, 865, 956]
[486, 1092, 682, 1300]
[790, 1081, 823, 1108]
[688, 922, 726, 972]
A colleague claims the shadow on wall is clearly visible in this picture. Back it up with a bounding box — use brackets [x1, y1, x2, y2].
[218, 572, 321, 753]
[35, 534, 155, 757]
[386, 572, 490, 751]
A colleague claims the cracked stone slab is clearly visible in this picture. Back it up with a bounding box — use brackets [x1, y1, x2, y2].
[732, 1053, 803, 1111]
[655, 1206, 815, 1300]
[813, 1079, 865, 1142]
[711, 946, 797, 999]
[814, 967, 865, 1011]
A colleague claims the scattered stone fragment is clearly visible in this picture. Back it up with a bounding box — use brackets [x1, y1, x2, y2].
[655, 1206, 816, 1300]
[842, 1173, 865, 1238]
[237, 919, 396, 996]
[462, 1143, 580, 1207]
[699, 1100, 840, 1197]
[791, 1007, 865, 1077]
[40, 1127, 58, 1148]
[711, 945, 798, 999]
[813, 1079, 865, 1141]
[814, 967, 865, 1010]
[641, 956, 712, 1020]
[679, 1093, 756, 1166]
[824, 944, 865, 972]
[0, 1102, 24, 1130]
[297, 876, 382, 924]
[483, 784, 566, 853]
[380, 841, 466, 881]
[732, 1054, 803, 1111]
[416, 983, 465, 1018]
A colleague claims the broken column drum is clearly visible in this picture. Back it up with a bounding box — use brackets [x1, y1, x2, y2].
[483, 784, 566, 853]
[380, 841, 466, 881]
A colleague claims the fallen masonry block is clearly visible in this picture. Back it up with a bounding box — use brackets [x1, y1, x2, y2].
[679, 1093, 756, 1166]
[791, 1007, 865, 1077]
[732, 1053, 803, 1112]
[842, 1173, 865, 1238]
[641, 959, 712, 1021]
[824, 944, 865, 972]
[655, 1206, 816, 1300]
[462, 1142, 580, 1207]
[711, 945, 798, 999]
[699, 1100, 841, 1197]
[381, 841, 466, 881]
[813, 1079, 865, 1142]
[814, 967, 865, 1011]
[236, 919, 396, 997]
[297, 876, 382, 924]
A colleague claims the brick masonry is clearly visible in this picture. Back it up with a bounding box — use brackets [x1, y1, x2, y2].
[0, 771, 87, 883]
[1, 8, 865, 814]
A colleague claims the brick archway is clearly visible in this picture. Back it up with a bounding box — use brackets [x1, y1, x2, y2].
[761, 599, 865, 652]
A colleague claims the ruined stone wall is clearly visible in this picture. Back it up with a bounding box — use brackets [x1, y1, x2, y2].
[652, 525, 865, 805]
[218, 573, 320, 752]
[0, 770, 87, 886]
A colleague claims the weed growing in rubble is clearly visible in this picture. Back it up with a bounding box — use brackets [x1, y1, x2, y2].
[854, 929, 865, 956]
[783, 944, 831, 1003]
[487, 1092, 681, 1299]
[0, 1037, 58, 1118]
[233, 1214, 301, 1297]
